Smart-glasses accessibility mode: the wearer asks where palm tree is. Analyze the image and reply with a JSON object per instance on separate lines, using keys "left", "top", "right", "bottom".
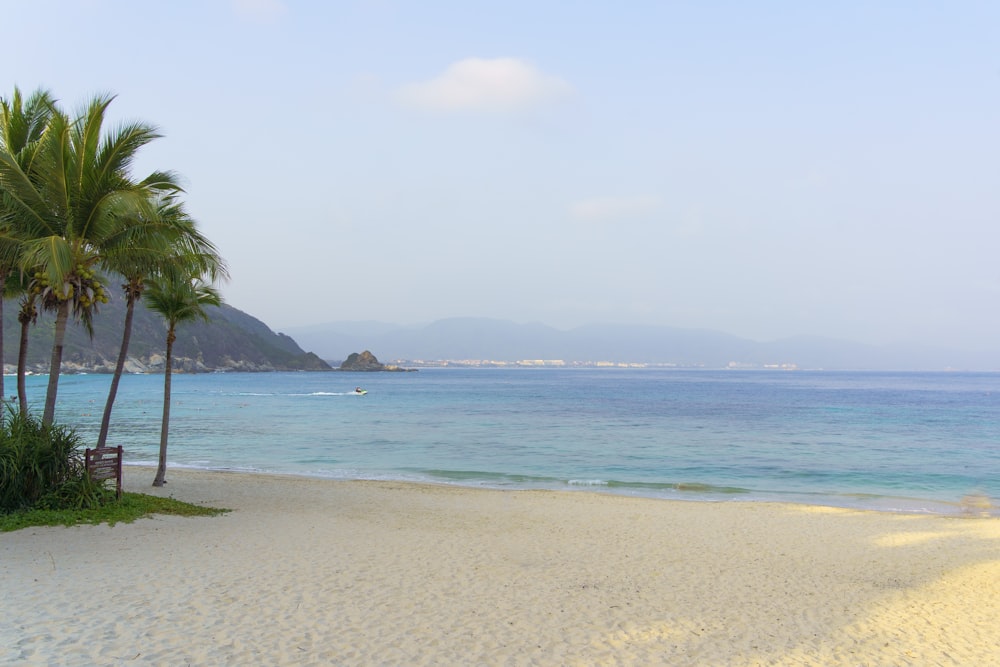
{"left": 95, "top": 192, "right": 227, "bottom": 448}
{"left": 145, "top": 269, "right": 222, "bottom": 487}
{"left": 0, "top": 269, "right": 38, "bottom": 413}
{"left": 0, "top": 87, "right": 55, "bottom": 406}
{"left": 0, "top": 92, "right": 179, "bottom": 424}
{"left": 15, "top": 291, "right": 37, "bottom": 414}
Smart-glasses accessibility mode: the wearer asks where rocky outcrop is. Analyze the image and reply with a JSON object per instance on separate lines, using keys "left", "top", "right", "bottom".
{"left": 338, "top": 351, "right": 415, "bottom": 372}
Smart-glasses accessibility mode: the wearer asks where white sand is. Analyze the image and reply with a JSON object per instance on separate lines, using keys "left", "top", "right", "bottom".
{"left": 2, "top": 467, "right": 998, "bottom": 666}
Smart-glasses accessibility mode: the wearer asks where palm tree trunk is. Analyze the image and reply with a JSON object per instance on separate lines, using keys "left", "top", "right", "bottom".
{"left": 42, "top": 299, "right": 70, "bottom": 426}
{"left": 97, "top": 292, "right": 138, "bottom": 448}
{"left": 0, "top": 275, "right": 6, "bottom": 408}
{"left": 17, "top": 309, "right": 31, "bottom": 414}
{"left": 153, "top": 326, "right": 175, "bottom": 487}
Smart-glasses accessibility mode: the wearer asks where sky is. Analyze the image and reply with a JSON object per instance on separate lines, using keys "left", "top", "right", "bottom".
{"left": 3, "top": 0, "right": 1000, "bottom": 350}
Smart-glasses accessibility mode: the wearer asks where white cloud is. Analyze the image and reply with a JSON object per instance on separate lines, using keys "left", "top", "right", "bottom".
{"left": 570, "top": 196, "right": 661, "bottom": 222}
{"left": 397, "top": 57, "right": 572, "bottom": 113}
{"left": 231, "top": 0, "right": 287, "bottom": 22}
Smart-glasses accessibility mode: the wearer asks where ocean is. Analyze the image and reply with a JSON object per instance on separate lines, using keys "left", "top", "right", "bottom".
{"left": 33, "top": 368, "right": 1000, "bottom": 515}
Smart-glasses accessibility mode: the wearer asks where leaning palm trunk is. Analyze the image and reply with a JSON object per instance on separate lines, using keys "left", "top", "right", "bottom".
{"left": 0, "top": 275, "right": 5, "bottom": 406}
{"left": 16, "top": 303, "right": 33, "bottom": 414}
{"left": 153, "top": 326, "right": 176, "bottom": 487}
{"left": 42, "top": 300, "right": 71, "bottom": 426}
{"left": 97, "top": 288, "right": 140, "bottom": 448}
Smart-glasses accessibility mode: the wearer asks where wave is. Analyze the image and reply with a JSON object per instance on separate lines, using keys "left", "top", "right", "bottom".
{"left": 418, "top": 469, "right": 752, "bottom": 495}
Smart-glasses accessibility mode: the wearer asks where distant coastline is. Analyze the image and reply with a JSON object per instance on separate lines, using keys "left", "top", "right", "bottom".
{"left": 380, "top": 359, "right": 800, "bottom": 370}
{"left": 286, "top": 317, "right": 1000, "bottom": 372}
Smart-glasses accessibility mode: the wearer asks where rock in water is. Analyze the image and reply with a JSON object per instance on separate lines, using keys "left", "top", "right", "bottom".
{"left": 338, "top": 351, "right": 416, "bottom": 372}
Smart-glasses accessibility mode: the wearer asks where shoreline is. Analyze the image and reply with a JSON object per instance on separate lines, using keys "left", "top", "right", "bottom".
{"left": 122, "top": 461, "right": 996, "bottom": 518}
{"left": 3, "top": 466, "right": 999, "bottom": 665}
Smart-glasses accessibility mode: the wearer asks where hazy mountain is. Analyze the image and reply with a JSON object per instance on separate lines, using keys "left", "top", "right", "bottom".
{"left": 282, "top": 317, "right": 1000, "bottom": 371}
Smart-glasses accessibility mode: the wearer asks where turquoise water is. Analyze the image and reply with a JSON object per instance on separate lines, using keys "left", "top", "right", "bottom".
{"left": 32, "top": 368, "right": 1000, "bottom": 515}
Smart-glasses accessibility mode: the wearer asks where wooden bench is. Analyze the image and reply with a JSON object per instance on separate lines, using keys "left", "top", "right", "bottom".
{"left": 85, "top": 446, "right": 123, "bottom": 499}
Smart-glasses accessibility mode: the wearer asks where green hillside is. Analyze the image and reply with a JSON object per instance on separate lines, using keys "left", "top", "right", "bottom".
{"left": 2, "top": 292, "right": 330, "bottom": 373}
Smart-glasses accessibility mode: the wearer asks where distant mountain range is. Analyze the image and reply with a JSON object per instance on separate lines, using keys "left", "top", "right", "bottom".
{"left": 13, "top": 301, "right": 996, "bottom": 374}
{"left": 282, "top": 317, "right": 1000, "bottom": 371}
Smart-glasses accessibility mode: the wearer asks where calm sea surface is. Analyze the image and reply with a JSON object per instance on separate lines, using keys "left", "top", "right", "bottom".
{"left": 32, "top": 369, "right": 1000, "bottom": 515}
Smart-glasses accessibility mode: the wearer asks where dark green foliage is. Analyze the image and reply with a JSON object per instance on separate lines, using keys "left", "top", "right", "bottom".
{"left": 33, "top": 473, "right": 115, "bottom": 510}
{"left": 0, "top": 409, "right": 110, "bottom": 512}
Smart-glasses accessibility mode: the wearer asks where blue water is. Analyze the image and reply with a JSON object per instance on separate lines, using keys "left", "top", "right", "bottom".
{"left": 30, "top": 368, "right": 1000, "bottom": 515}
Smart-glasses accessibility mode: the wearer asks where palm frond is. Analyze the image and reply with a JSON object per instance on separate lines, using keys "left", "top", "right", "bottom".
{"left": 87, "top": 120, "right": 161, "bottom": 206}
{"left": 146, "top": 272, "right": 223, "bottom": 327}
{"left": 1, "top": 87, "right": 55, "bottom": 155}
{"left": 20, "top": 235, "right": 73, "bottom": 285}
{"left": 138, "top": 170, "right": 183, "bottom": 193}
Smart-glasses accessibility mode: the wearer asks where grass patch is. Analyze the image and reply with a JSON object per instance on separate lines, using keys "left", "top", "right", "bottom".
{"left": 0, "top": 492, "right": 228, "bottom": 532}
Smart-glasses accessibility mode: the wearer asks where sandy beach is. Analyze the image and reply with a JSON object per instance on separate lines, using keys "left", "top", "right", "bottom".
{"left": 2, "top": 467, "right": 998, "bottom": 666}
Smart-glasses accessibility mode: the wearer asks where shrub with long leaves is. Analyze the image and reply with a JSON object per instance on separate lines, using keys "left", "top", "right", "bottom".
{"left": 0, "top": 410, "right": 93, "bottom": 512}
{"left": 34, "top": 473, "right": 114, "bottom": 511}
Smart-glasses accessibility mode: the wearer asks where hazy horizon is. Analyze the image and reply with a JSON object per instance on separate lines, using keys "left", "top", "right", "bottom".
{"left": 278, "top": 316, "right": 1000, "bottom": 371}
{"left": 5, "top": 1, "right": 999, "bottom": 352}
{"left": 281, "top": 315, "right": 1000, "bottom": 352}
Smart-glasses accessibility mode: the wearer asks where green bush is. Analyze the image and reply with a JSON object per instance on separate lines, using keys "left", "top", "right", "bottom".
{"left": 0, "top": 410, "right": 109, "bottom": 513}
{"left": 34, "top": 473, "right": 116, "bottom": 510}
